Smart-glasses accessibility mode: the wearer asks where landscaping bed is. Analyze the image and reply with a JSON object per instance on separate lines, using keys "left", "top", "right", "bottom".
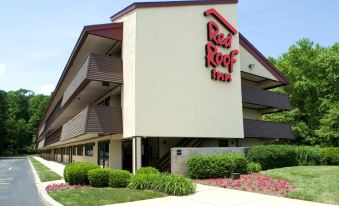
{"left": 29, "top": 156, "right": 62, "bottom": 182}
{"left": 196, "top": 173, "right": 294, "bottom": 197}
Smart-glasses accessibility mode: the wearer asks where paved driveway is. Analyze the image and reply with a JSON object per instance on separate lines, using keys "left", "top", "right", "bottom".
{"left": 0, "top": 158, "right": 42, "bottom": 206}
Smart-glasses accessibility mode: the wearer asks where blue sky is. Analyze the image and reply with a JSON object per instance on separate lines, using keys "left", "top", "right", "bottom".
{"left": 0, "top": 0, "right": 338, "bottom": 94}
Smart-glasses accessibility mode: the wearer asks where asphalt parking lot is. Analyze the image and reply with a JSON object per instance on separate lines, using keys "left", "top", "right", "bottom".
{"left": 0, "top": 157, "right": 42, "bottom": 206}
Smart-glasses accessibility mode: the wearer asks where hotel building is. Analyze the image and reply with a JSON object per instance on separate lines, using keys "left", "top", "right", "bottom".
{"left": 36, "top": 0, "right": 293, "bottom": 173}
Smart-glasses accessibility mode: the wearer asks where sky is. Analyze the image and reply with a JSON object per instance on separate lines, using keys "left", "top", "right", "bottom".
{"left": 0, "top": 0, "right": 338, "bottom": 95}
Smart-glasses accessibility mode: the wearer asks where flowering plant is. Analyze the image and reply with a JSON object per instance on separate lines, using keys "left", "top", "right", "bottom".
{"left": 196, "top": 173, "right": 293, "bottom": 196}
{"left": 45, "top": 183, "right": 87, "bottom": 192}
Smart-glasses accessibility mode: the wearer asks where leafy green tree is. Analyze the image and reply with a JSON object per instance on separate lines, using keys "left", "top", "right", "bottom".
{"left": 316, "top": 101, "right": 339, "bottom": 146}
{"left": 0, "top": 89, "right": 50, "bottom": 155}
{"left": 265, "top": 39, "right": 339, "bottom": 146}
{"left": 0, "top": 90, "right": 8, "bottom": 154}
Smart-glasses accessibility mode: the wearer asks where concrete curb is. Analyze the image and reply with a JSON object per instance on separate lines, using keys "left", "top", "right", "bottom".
{"left": 28, "top": 156, "right": 63, "bottom": 206}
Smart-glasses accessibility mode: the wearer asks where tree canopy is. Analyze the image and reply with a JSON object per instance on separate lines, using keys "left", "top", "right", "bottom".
{"left": 0, "top": 89, "right": 50, "bottom": 155}
{"left": 265, "top": 39, "right": 339, "bottom": 146}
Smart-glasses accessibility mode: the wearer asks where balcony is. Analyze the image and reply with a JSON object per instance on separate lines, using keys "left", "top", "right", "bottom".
{"left": 242, "top": 86, "right": 291, "bottom": 113}
{"left": 243, "top": 119, "right": 293, "bottom": 139}
{"left": 61, "top": 106, "right": 122, "bottom": 141}
{"left": 62, "top": 53, "right": 123, "bottom": 107}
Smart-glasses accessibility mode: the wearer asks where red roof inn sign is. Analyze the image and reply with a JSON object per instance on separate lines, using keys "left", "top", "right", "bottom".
{"left": 204, "top": 8, "right": 239, "bottom": 83}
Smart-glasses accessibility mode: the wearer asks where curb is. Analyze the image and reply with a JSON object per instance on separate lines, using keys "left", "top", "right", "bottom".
{"left": 28, "top": 156, "right": 63, "bottom": 206}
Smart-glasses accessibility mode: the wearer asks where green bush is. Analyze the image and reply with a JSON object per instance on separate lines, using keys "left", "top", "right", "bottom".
{"left": 108, "top": 170, "right": 132, "bottom": 188}
{"left": 64, "top": 162, "right": 100, "bottom": 185}
{"left": 135, "top": 167, "right": 160, "bottom": 175}
{"left": 186, "top": 153, "right": 247, "bottom": 179}
{"left": 88, "top": 168, "right": 110, "bottom": 187}
{"left": 246, "top": 145, "right": 298, "bottom": 170}
{"left": 246, "top": 145, "right": 339, "bottom": 170}
{"left": 128, "top": 173, "right": 195, "bottom": 196}
{"left": 295, "top": 146, "right": 322, "bottom": 165}
{"left": 247, "top": 162, "right": 262, "bottom": 173}
{"left": 321, "top": 147, "right": 339, "bottom": 165}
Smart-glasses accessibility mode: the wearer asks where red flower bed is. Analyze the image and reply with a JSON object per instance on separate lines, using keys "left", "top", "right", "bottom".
{"left": 196, "top": 173, "right": 294, "bottom": 197}
{"left": 46, "top": 183, "right": 87, "bottom": 192}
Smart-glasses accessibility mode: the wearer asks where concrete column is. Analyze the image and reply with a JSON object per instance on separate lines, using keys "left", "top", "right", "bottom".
{"left": 110, "top": 139, "right": 122, "bottom": 169}
{"left": 132, "top": 136, "right": 142, "bottom": 174}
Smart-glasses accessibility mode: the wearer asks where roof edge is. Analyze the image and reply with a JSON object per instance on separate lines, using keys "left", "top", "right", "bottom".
{"left": 239, "top": 33, "right": 289, "bottom": 85}
{"left": 110, "top": 0, "right": 238, "bottom": 21}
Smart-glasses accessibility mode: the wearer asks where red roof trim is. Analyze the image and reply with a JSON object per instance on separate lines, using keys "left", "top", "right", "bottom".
{"left": 36, "top": 23, "right": 123, "bottom": 136}
{"left": 110, "top": 0, "right": 238, "bottom": 21}
{"left": 239, "top": 33, "right": 289, "bottom": 85}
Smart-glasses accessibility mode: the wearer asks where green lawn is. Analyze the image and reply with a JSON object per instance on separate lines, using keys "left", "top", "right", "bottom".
{"left": 49, "top": 187, "right": 165, "bottom": 206}
{"left": 29, "top": 156, "right": 62, "bottom": 182}
{"left": 262, "top": 166, "right": 339, "bottom": 205}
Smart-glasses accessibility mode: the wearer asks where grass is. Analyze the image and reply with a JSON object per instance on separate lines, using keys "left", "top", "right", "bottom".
{"left": 29, "top": 156, "right": 62, "bottom": 182}
{"left": 262, "top": 166, "right": 339, "bottom": 205}
{"left": 49, "top": 187, "right": 165, "bottom": 206}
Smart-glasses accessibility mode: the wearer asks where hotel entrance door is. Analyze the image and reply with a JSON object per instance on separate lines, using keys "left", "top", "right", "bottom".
{"left": 98, "top": 141, "right": 110, "bottom": 168}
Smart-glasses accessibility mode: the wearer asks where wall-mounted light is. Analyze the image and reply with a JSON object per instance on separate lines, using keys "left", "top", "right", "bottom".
{"left": 248, "top": 64, "right": 255, "bottom": 69}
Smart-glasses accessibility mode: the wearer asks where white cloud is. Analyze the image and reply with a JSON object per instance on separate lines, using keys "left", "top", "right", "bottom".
{"left": 37, "top": 84, "right": 55, "bottom": 95}
{"left": 0, "top": 64, "right": 6, "bottom": 77}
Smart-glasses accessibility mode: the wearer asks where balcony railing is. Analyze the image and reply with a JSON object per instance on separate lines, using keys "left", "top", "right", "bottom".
{"left": 61, "top": 106, "right": 122, "bottom": 141}
{"left": 243, "top": 119, "right": 293, "bottom": 139}
{"left": 242, "top": 86, "right": 291, "bottom": 111}
{"left": 61, "top": 53, "right": 123, "bottom": 107}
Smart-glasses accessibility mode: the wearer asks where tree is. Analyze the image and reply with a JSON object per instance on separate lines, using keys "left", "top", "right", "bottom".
{"left": 0, "top": 90, "right": 8, "bottom": 154}
{"left": 0, "top": 89, "right": 50, "bottom": 155}
{"left": 265, "top": 39, "right": 339, "bottom": 146}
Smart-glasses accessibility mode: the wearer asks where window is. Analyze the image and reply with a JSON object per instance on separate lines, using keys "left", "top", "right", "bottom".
{"left": 104, "top": 96, "right": 111, "bottom": 106}
{"left": 77, "top": 145, "right": 84, "bottom": 156}
{"left": 219, "top": 140, "right": 229, "bottom": 147}
{"left": 85, "top": 143, "right": 94, "bottom": 156}
{"left": 72, "top": 146, "right": 76, "bottom": 155}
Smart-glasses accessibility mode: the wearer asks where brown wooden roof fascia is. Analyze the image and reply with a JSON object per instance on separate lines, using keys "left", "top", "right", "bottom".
{"left": 239, "top": 33, "right": 289, "bottom": 85}
{"left": 110, "top": 0, "right": 238, "bottom": 21}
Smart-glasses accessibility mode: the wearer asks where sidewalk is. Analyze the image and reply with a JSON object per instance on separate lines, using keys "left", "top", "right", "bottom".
{"left": 33, "top": 156, "right": 65, "bottom": 177}
{"left": 32, "top": 158, "right": 335, "bottom": 206}
{"left": 110, "top": 184, "right": 334, "bottom": 206}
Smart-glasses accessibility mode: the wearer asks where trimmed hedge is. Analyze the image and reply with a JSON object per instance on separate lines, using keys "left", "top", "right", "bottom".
{"left": 186, "top": 153, "right": 247, "bottom": 179}
{"left": 88, "top": 168, "right": 110, "bottom": 187}
{"left": 64, "top": 162, "right": 100, "bottom": 185}
{"left": 321, "top": 147, "right": 339, "bottom": 165}
{"left": 135, "top": 167, "right": 160, "bottom": 175}
{"left": 246, "top": 145, "right": 339, "bottom": 170}
{"left": 128, "top": 173, "right": 195, "bottom": 196}
{"left": 108, "top": 170, "right": 132, "bottom": 188}
{"left": 246, "top": 145, "right": 298, "bottom": 170}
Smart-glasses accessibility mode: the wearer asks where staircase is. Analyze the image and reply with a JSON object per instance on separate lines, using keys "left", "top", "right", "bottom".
{"left": 159, "top": 138, "right": 204, "bottom": 172}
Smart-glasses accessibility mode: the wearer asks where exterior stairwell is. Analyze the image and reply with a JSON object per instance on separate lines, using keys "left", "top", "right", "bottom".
{"left": 159, "top": 138, "right": 204, "bottom": 172}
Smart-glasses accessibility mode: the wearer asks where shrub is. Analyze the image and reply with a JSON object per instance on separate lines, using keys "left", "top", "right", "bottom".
{"left": 135, "top": 167, "right": 160, "bottom": 175}
{"left": 321, "top": 147, "right": 339, "bottom": 165}
{"left": 108, "top": 170, "right": 132, "bottom": 188}
{"left": 186, "top": 153, "right": 247, "bottom": 179}
{"left": 295, "top": 146, "right": 322, "bottom": 165}
{"left": 247, "top": 162, "right": 262, "bottom": 173}
{"left": 128, "top": 173, "right": 195, "bottom": 196}
{"left": 88, "top": 168, "right": 110, "bottom": 187}
{"left": 63, "top": 162, "right": 99, "bottom": 185}
{"left": 246, "top": 145, "right": 298, "bottom": 170}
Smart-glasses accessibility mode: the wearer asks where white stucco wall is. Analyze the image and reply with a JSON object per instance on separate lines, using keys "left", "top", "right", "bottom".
{"left": 113, "top": 11, "right": 137, "bottom": 138}
{"left": 242, "top": 108, "right": 262, "bottom": 120}
{"left": 240, "top": 45, "right": 278, "bottom": 81}
{"left": 115, "top": 3, "right": 244, "bottom": 138}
